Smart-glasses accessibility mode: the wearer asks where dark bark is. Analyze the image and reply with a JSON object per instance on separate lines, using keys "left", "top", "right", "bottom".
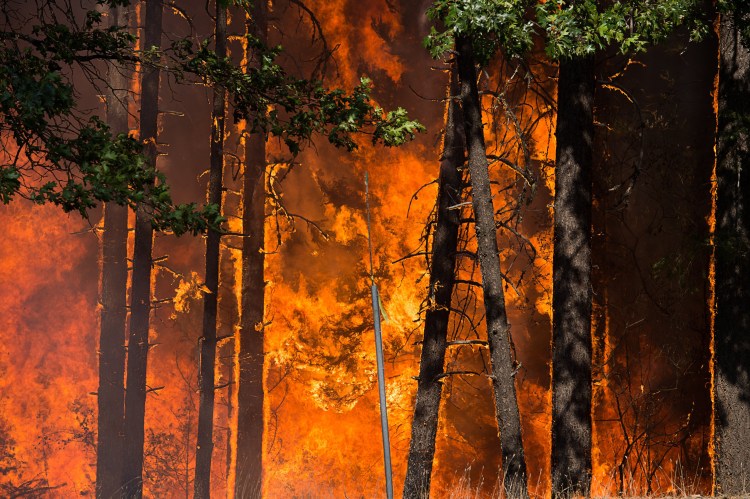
{"left": 235, "top": 3, "right": 268, "bottom": 496}
{"left": 96, "top": 3, "right": 129, "bottom": 497}
{"left": 121, "top": 1, "right": 162, "bottom": 496}
{"left": 193, "top": 3, "right": 226, "bottom": 498}
{"left": 714, "top": 13, "right": 750, "bottom": 495}
{"left": 455, "top": 35, "right": 528, "bottom": 497}
{"left": 402, "top": 68, "right": 465, "bottom": 499}
{"left": 550, "top": 54, "right": 595, "bottom": 497}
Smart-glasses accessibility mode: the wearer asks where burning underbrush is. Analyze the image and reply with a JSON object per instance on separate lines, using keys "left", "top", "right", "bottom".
{"left": 0, "top": 0, "right": 722, "bottom": 497}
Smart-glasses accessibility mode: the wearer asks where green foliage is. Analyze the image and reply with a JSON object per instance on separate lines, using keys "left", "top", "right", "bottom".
{"left": 374, "top": 107, "right": 426, "bottom": 147}
{"left": 2, "top": 0, "right": 422, "bottom": 234}
{"left": 425, "top": 0, "right": 535, "bottom": 64}
{"left": 537, "top": 0, "right": 706, "bottom": 59}
{"left": 0, "top": 13, "right": 219, "bottom": 235}
{"left": 0, "top": 167, "right": 20, "bottom": 204}
{"left": 426, "top": 0, "right": 706, "bottom": 63}
{"left": 173, "top": 36, "right": 424, "bottom": 155}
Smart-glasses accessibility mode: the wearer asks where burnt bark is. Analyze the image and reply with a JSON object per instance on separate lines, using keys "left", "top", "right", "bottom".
{"left": 121, "top": 0, "right": 162, "bottom": 496}
{"left": 235, "top": 3, "right": 268, "bottom": 495}
{"left": 714, "top": 13, "right": 750, "bottom": 495}
{"left": 455, "top": 35, "right": 528, "bottom": 497}
{"left": 193, "top": 3, "right": 227, "bottom": 497}
{"left": 550, "top": 54, "right": 595, "bottom": 497}
{"left": 402, "top": 68, "right": 465, "bottom": 498}
{"left": 96, "top": 3, "right": 129, "bottom": 497}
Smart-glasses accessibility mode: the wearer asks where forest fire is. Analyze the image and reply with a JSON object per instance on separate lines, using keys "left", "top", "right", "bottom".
{"left": 1, "top": 0, "right": 748, "bottom": 498}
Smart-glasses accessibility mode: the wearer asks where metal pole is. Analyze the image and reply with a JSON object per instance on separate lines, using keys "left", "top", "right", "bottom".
{"left": 365, "top": 172, "right": 394, "bottom": 499}
{"left": 371, "top": 285, "right": 393, "bottom": 499}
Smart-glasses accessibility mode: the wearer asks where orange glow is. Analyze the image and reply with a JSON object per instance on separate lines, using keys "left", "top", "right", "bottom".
{"left": 0, "top": 202, "right": 99, "bottom": 493}
{"left": 304, "top": 0, "right": 405, "bottom": 85}
{"left": 0, "top": 2, "right": 716, "bottom": 498}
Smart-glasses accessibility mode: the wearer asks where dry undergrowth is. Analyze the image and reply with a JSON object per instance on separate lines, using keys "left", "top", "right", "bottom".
{"left": 438, "top": 464, "right": 738, "bottom": 499}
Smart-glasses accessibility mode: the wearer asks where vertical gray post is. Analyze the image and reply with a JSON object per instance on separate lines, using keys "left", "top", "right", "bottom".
{"left": 365, "top": 173, "right": 394, "bottom": 499}
{"left": 371, "top": 285, "right": 393, "bottom": 499}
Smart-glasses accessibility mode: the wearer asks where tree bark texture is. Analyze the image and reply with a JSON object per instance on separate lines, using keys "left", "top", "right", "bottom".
{"left": 455, "top": 35, "right": 528, "bottom": 498}
{"left": 96, "top": 3, "right": 129, "bottom": 497}
{"left": 121, "top": 1, "right": 162, "bottom": 496}
{"left": 714, "top": 13, "right": 750, "bottom": 496}
{"left": 550, "top": 54, "right": 595, "bottom": 498}
{"left": 402, "top": 67, "right": 465, "bottom": 499}
{"left": 235, "top": 3, "right": 268, "bottom": 496}
{"left": 194, "top": 3, "right": 227, "bottom": 498}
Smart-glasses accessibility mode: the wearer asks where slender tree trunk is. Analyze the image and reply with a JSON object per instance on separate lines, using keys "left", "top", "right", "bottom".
{"left": 122, "top": 0, "right": 163, "bottom": 496}
{"left": 550, "top": 53, "right": 595, "bottom": 497}
{"left": 714, "top": 13, "right": 750, "bottom": 495}
{"left": 194, "top": 3, "right": 227, "bottom": 497}
{"left": 235, "top": 3, "right": 268, "bottom": 495}
{"left": 455, "top": 35, "right": 528, "bottom": 497}
{"left": 402, "top": 68, "right": 465, "bottom": 499}
{"left": 96, "top": 4, "right": 129, "bottom": 496}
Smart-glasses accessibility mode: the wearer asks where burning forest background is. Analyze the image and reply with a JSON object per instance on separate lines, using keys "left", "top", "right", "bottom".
{"left": 1, "top": 0, "right": 749, "bottom": 498}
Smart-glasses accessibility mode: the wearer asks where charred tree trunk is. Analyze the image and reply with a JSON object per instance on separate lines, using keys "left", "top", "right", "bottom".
{"left": 402, "top": 68, "right": 465, "bottom": 498}
{"left": 550, "top": 54, "right": 595, "bottom": 497}
{"left": 96, "top": 3, "right": 129, "bottom": 497}
{"left": 455, "top": 35, "right": 528, "bottom": 497}
{"left": 714, "top": 13, "right": 750, "bottom": 495}
{"left": 121, "top": 0, "right": 162, "bottom": 496}
{"left": 235, "top": 3, "right": 268, "bottom": 495}
{"left": 194, "top": 3, "right": 227, "bottom": 498}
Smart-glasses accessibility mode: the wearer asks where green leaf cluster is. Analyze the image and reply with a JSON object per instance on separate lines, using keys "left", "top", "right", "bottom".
{"left": 3, "top": 1, "right": 422, "bottom": 234}
{"left": 1, "top": 7, "right": 219, "bottom": 235}
{"left": 426, "top": 0, "right": 706, "bottom": 63}
{"left": 425, "top": 0, "right": 535, "bottom": 64}
{"left": 537, "top": 0, "right": 705, "bottom": 59}
{"left": 173, "top": 36, "right": 424, "bottom": 155}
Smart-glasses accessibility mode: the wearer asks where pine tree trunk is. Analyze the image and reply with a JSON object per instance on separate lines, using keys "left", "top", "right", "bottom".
{"left": 455, "top": 35, "right": 528, "bottom": 497}
{"left": 714, "top": 13, "right": 750, "bottom": 495}
{"left": 96, "top": 4, "right": 129, "bottom": 496}
{"left": 550, "top": 53, "right": 595, "bottom": 497}
{"left": 402, "top": 68, "right": 465, "bottom": 499}
{"left": 194, "top": 3, "right": 227, "bottom": 497}
{"left": 121, "top": 0, "right": 162, "bottom": 496}
{"left": 235, "top": 3, "right": 268, "bottom": 495}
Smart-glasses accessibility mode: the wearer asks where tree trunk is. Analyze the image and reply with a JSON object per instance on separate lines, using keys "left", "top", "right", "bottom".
{"left": 455, "top": 35, "right": 528, "bottom": 497}
{"left": 235, "top": 3, "right": 268, "bottom": 496}
{"left": 550, "top": 53, "right": 595, "bottom": 497}
{"left": 194, "top": 3, "right": 227, "bottom": 497}
{"left": 121, "top": 0, "right": 162, "bottom": 496}
{"left": 402, "top": 67, "right": 465, "bottom": 499}
{"left": 96, "top": 3, "right": 129, "bottom": 497}
{"left": 714, "top": 12, "right": 750, "bottom": 495}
